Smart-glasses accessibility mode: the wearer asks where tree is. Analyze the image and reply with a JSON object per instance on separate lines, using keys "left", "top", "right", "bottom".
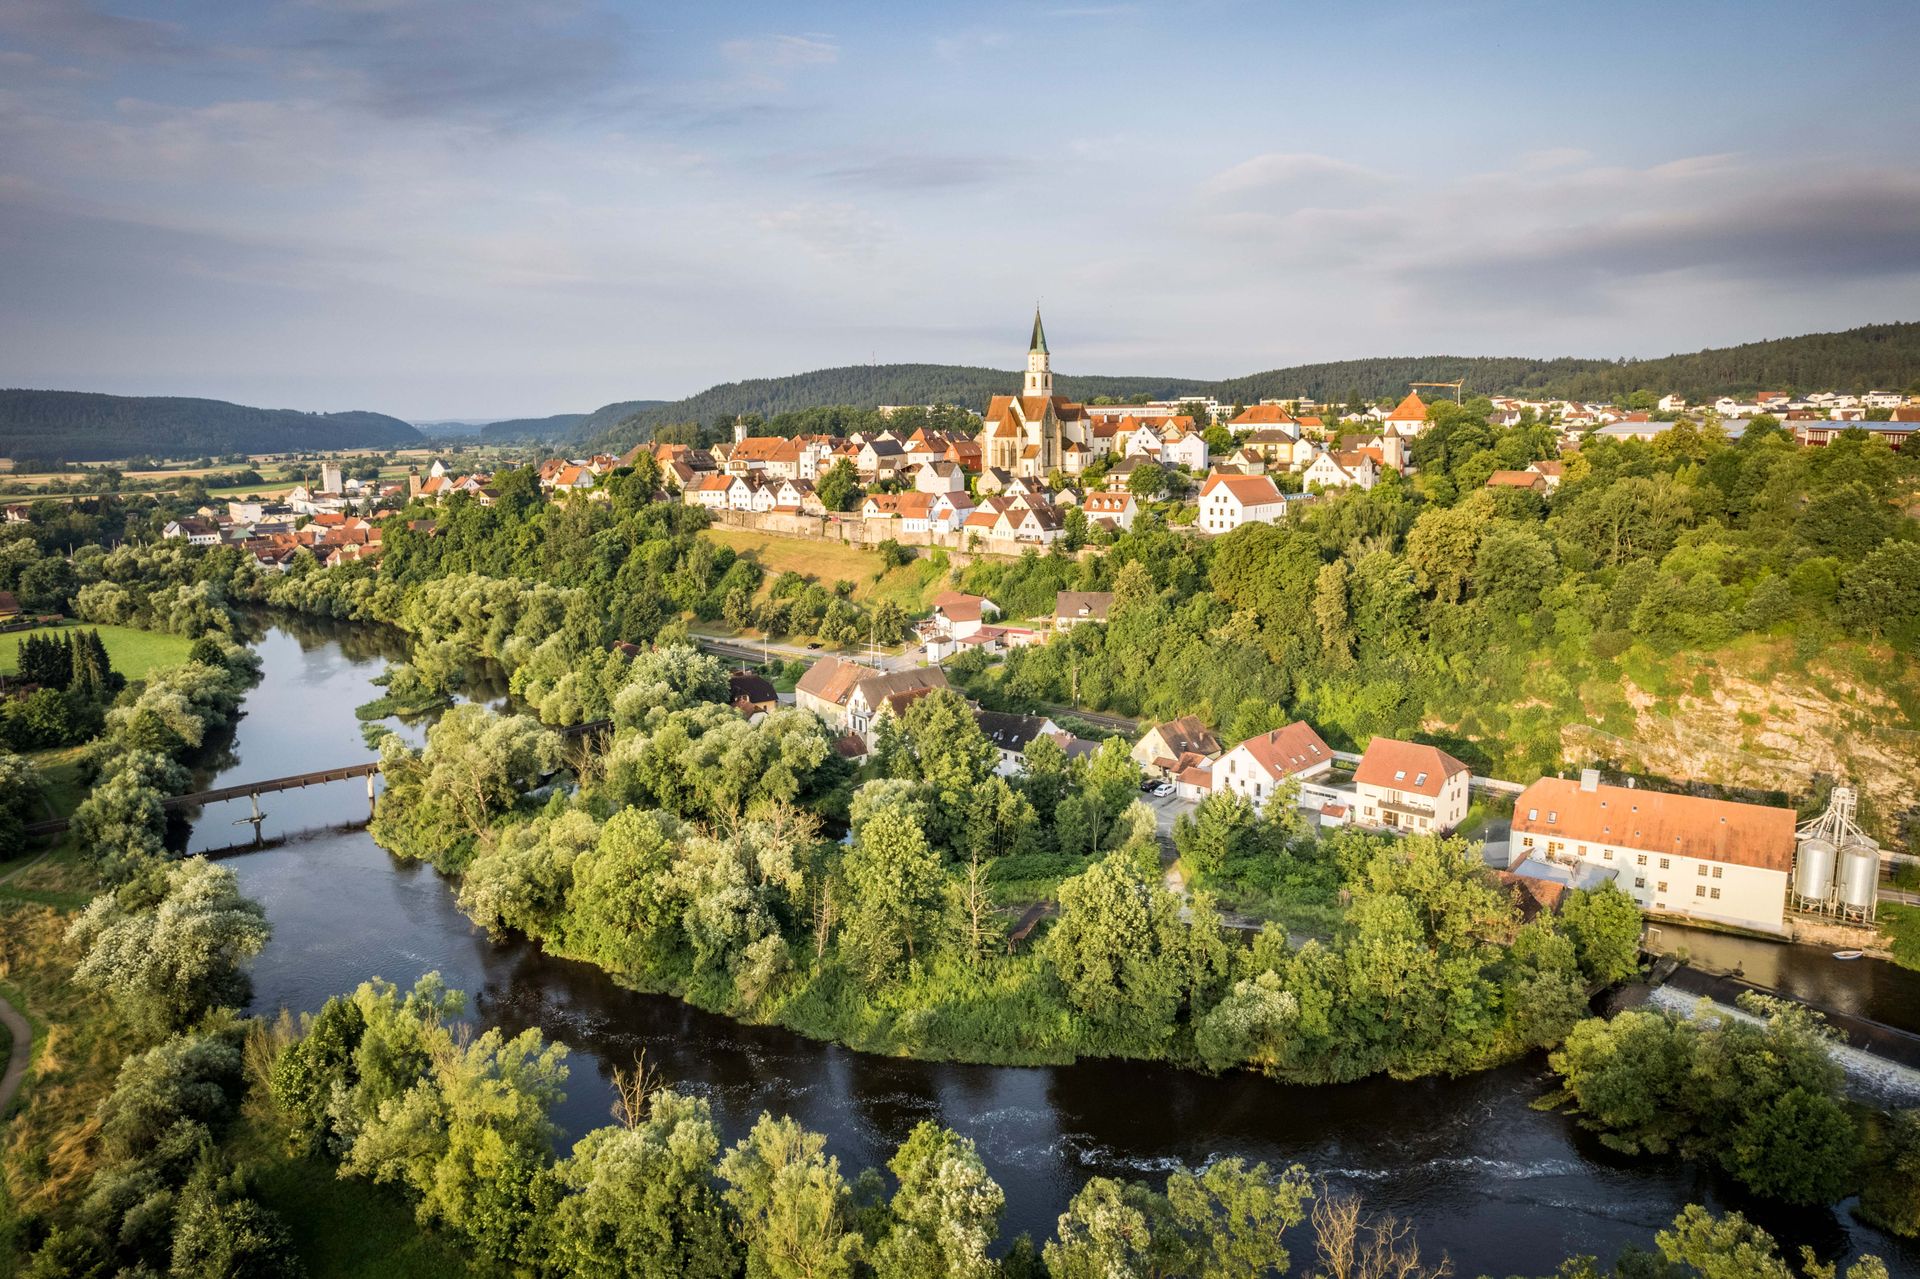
{"left": 1652, "top": 1205, "right": 1792, "bottom": 1279}
{"left": 870, "top": 1123, "right": 1004, "bottom": 1279}
{"left": 817, "top": 459, "right": 863, "bottom": 512}
{"left": 67, "top": 858, "right": 272, "bottom": 1034}
{"left": 1559, "top": 883, "right": 1642, "bottom": 985}
{"left": 547, "top": 1089, "right": 739, "bottom": 1279}
{"left": 1128, "top": 462, "right": 1169, "bottom": 501}
{"left": 719, "top": 1115, "right": 861, "bottom": 1279}
{"left": 839, "top": 803, "right": 944, "bottom": 985}
{"left": 0, "top": 749, "right": 43, "bottom": 849}
{"left": 1163, "top": 1159, "right": 1312, "bottom": 1278}
{"left": 1043, "top": 1177, "right": 1166, "bottom": 1279}
{"left": 1043, "top": 852, "right": 1188, "bottom": 1046}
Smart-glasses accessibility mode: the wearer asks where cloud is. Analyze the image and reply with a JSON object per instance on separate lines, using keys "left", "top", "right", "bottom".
{"left": 719, "top": 33, "right": 838, "bottom": 68}
{"left": 1203, "top": 152, "right": 1388, "bottom": 200}
{"left": 933, "top": 29, "right": 1010, "bottom": 62}
{"left": 1405, "top": 178, "right": 1920, "bottom": 302}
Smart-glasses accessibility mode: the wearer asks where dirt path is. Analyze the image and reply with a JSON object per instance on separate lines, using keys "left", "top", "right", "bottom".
{"left": 0, "top": 992, "right": 30, "bottom": 1119}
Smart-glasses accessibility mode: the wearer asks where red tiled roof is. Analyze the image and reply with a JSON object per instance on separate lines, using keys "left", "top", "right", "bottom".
{"left": 1200, "top": 473, "right": 1282, "bottom": 504}
{"left": 1510, "top": 777, "right": 1795, "bottom": 873}
{"left": 1354, "top": 738, "right": 1467, "bottom": 797}
{"left": 1235, "top": 722, "right": 1332, "bottom": 781}
{"left": 1385, "top": 391, "right": 1428, "bottom": 422}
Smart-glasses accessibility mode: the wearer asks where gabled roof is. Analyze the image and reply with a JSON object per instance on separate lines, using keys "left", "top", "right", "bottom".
{"left": 796, "top": 656, "right": 871, "bottom": 706}
{"left": 1148, "top": 715, "right": 1221, "bottom": 759}
{"left": 1232, "top": 722, "right": 1332, "bottom": 781}
{"left": 1200, "top": 473, "right": 1283, "bottom": 505}
{"left": 931, "top": 591, "right": 992, "bottom": 623}
{"left": 1385, "top": 391, "right": 1429, "bottom": 423}
{"left": 974, "top": 709, "right": 1054, "bottom": 752}
{"left": 1231, "top": 405, "right": 1297, "bottom": 426}
{"left": 1054, "top": 590, "right": 1113, "bottom": 621}
{"left": 1485, "top": 470, "right": 1546, "bottom": 489}
{"left": 1354, "top": 738, "right": 1468, "bottom": 797}
{"left": 728, "top": 670, "right": 779, "bottom": 707}
{"left": 1510, "top": 777, "right": 1795, "bottom": 873}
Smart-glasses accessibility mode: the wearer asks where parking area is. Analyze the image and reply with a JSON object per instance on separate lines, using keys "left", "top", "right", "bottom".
{"left": 1140, "top": 786, "right": 1198, "bottom": 837}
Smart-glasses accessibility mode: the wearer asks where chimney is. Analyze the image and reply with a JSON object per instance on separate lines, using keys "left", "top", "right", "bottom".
{"left": 1580, "top": 768, "right": 1600, "bottom": 793}
{"left": 1626, "top": 777, "right": 1636, "bottom": 789}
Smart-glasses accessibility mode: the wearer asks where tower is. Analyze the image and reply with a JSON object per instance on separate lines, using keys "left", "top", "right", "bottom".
{"left": 1023, "top": 307, "right": 1052, "bottom": 398}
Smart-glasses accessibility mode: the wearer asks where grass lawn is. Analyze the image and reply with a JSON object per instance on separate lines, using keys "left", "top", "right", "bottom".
{"left": 703, "top": 527, "right": 951, "bottom": 611}
{"left": 24, "top": 744, "right": 88, "bottom": 820}
{"left": 0, "top": 621, "right": 194, "bottom": 681}
{"left": 1882, "top": 903, "right": 1920, "bottom": 972}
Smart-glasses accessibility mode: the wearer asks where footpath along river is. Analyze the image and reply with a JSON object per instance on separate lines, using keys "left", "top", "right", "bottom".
{"left": 185, "top": 617, "right": 1915, "bottom": 1275}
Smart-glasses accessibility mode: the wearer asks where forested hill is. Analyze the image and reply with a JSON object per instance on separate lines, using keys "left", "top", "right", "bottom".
{"left": 581, "top": 363, "right": 1206, "bottom": 448}
{"left": 0, "top": 389, "right": 422, "bottom": 463}
{"left": 582, "top": 322, "right": 1919, "bottom": 449}
{"left": 1216, "top": 321, "right": 1920, "bottom": 405}
{"left": 474, "top": 412, "right": 594, "bottom": 443}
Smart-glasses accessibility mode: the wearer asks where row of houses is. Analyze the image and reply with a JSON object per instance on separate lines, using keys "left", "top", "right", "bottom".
{"left": 1121, "top": 707, "right": 1797, "bottom": 933}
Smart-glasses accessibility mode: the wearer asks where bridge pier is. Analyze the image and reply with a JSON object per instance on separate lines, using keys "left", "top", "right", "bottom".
{"left": 232, "top": 790, "right": 267, "bottom": 848}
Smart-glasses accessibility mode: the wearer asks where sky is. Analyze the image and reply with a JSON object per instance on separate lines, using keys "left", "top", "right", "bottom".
{"left": 2, "top": 0, "right": 1918, "bottom": 420}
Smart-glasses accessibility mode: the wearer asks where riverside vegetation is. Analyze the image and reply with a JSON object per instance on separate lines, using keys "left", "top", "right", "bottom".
{"left": 2, "top": 400, "right": 1918, "bottom": 1273}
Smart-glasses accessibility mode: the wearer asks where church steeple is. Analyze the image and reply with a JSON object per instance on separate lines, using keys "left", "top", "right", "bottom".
{"left": 1023, "top": 306, "right": 1052, "bottom": 397}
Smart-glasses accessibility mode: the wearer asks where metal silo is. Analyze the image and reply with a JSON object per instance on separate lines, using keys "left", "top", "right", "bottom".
{"left": 1793, "top": 837, "right": 1837, "bottom": 906}
{"left": 1835, "top": 839, "right": 1879, "bottom": 918}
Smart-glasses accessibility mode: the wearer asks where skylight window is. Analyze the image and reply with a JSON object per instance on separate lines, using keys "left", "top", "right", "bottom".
{"left": 1414, "top": 772, "right": 1428, "bottom": 786}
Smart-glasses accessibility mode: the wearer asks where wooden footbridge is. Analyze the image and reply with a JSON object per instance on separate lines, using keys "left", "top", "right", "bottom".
{"left": 21, "top": 718, "right": 612, "bottom": 841}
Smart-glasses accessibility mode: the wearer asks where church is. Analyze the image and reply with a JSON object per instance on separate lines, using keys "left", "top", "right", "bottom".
{"left": 978, "top": 310, "right": 1093, "bottom": 477}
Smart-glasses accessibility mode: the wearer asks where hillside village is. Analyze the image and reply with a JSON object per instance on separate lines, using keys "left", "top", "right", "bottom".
{"left": 151, "top": 310, "right": 1920, "bottom": 573}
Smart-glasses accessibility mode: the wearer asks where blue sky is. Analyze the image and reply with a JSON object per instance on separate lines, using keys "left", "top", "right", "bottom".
{"left": 2, "top": 0, "right": 1917, "bottom": 418}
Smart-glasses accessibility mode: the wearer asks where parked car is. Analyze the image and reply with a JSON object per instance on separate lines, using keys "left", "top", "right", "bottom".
{"left": 1152, "top": 782, "right": 1175, "bottom": 797}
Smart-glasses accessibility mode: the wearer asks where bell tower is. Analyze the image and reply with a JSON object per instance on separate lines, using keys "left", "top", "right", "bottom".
{"left": 1023, "top": 306, "right": 1052, "bottom": 398}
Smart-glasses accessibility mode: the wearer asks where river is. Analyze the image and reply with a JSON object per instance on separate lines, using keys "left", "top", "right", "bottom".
{"left": 190, "top": 619, "right": 1916, "bottom": 1276}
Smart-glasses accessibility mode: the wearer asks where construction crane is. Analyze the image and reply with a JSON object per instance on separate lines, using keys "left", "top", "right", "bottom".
{"left": 1409, "top": 380, "right": 1465, "bottom": 402}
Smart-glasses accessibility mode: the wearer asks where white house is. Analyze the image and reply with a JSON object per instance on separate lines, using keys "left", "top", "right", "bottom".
{"left": 1081, "top": 491, "right": 1137, "bottom": 531}
{"left": 1300, "top": 450, "right": 1379, "bottom": 491}
{"left": 1198, "top": 473, "right": 1286, "bottom": 533}
{"left": 1657, "top": 394, "right": 1688, "bottom": 413}
{"left": 1381, "top": 391, "right": 1430, "bottom": 438}
{"left": 1509, "top": 773, "right": 1794, "bottom": 934}
{"left": 973, "top": 710, "right": 1061, "bottom": 777}
{"left": 1160, "top": 430, "right": 1210, "bottom": 471}
{"left": 1215, "top": 722, "right": 1334, "bottom": 812}
{"left": 684, "top": 475, "right": 735, "bottom": 510}
{"left": 1352, "top": 738, "right": 1471, "bottom": 835}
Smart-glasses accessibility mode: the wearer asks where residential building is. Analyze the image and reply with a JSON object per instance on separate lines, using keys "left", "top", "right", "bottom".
{"left": 1131, "top": 715, "right": 1223, "bottom": 779}
{"left": 973, "top": 710, "right": 1061, "bottom": 776}
{"left": 1509, "top": 772, "right": 1794, "bottom": 934}
{"left": 1382, "top": 391, "right": 1430, "bottom": 438}
{"left": 1485, "top": 470, "right": 1548, "bottom": 493}
{"left": 1527, "top": 460, "right": 1566, "bottom": 489}
{"left": 1081, "top": 490, "right": 1137, "bottom": 531}
{"left": 728, "top": 671, "right": 780, "bottom": 721}
{"left": 1299, "top": 450, "right": 1379, "bottom": 491}
{"left": 162, "top": 518, "right": 222, "bottom": 546}
{"left": 1198, "top": 473, "right": 1285, "bottom": 533}
{"left": 1352, "top": 738, "right": 1470, "bottom": 834}
{"left": 794, "top": 658, "right": 950, "bottom": 736}
{"left": 1054, "top": 591, "right": 1113, "bottom": 630}
{"left": 1215, "top": 722, "right": 1335, "bottom": 811}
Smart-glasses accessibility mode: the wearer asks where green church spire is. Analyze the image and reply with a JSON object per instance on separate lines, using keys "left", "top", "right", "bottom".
{"left": 1029, "top": 306, "right": 1048, "bottom": 355}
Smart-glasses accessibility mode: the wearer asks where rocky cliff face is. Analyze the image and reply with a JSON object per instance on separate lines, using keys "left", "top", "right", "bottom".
{"left": 1559, "top": 639, "right": 1919, "bottom": 849}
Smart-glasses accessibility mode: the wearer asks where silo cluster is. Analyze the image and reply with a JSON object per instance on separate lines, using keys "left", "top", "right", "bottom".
{"left": 1791, "top": 786, "right": 1879, "bottom": 922}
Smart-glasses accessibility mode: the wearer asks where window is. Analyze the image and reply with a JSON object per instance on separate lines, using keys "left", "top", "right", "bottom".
{"left": 1710, "top": 888, "right": 1721, "bottom": 900}
{"left": 1522, "top": 836, "right": 1535, "bottom": 849}
{"left": 1657, "top": 881, "right": 1668, "bottom": 893}
{"left": 1603, "top": 849, "right": 1614, "bottom": 860}
{"left": 1394, "top": 769, "right": 1406, "bottom": 781}
{"left": 1527, "top": 808, "right": 1538, "bottom": 821}
{"left": 1547, "top": 811, "right": 1558, "bottom": 823}
{"left": 1414, "top": 772, "right": 1428, "bottom": 787}
{"left": 1712, "top": 866, "right": 1723, "bottom": 878}
{"left": 1695, "top": 885, "right": 1706, "bottom": 898}
{"left": 1634, "top": 877, "right": 1646, "bottom": 889}
{"left": 1636, "top": 854, "right": 1648, "bottom": 866}
{"left": 1659, "top": 858, "right": 1670, "bottom": 869}
{"left": 1698, "top": 864, "right": 1708, "bottom": 876}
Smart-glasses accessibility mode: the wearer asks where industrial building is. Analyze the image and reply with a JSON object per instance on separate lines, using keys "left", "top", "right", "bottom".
{"left": 1509, "top": 772, "right": 1796, "bottom": 934}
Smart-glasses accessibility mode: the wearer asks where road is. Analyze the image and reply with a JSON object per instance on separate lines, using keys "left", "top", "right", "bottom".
{"left": 0, "top": 993, "right": 28, "bottom": 1120}
{"left": 692, "top": 634, "right": 921, "bottom": 673}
